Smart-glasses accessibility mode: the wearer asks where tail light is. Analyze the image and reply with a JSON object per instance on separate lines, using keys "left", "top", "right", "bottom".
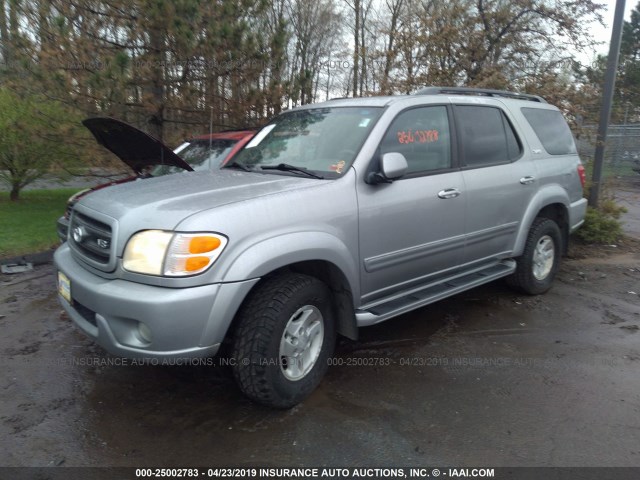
{"left": 577, "top": 164, "right": 586, "bottom": 189}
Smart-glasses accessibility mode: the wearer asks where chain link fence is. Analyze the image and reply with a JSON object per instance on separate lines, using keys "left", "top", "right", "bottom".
{"left": 576, "top": 124, "right": 640, "bottom": 189}
{"left": 576, "top": 123, "right": 640, "bottom": 239}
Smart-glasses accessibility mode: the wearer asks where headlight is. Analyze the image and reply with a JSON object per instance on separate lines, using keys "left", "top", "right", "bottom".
{"left": 123, "top": 230, "right": 173, "bottom": 275}
{"left": 123, "top": 230, "right": 227, "bottom": 276}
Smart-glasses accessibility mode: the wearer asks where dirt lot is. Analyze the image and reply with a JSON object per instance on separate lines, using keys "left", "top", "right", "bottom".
{"left": 1, "top": 186, "right": 640, "bottom": 469}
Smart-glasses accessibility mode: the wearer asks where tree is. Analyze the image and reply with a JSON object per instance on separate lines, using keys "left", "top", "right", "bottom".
{"left": 287, "top": 0, "right": 342, "bottom": 105}
{"left": 344, "top": 0, "right": 374, "bottom": 97}
{"left": 622, "top": 1, "right": 640, "bottom": 61}
{"left": 377, "top": 0, "right": 404, "bottom": 94}
{"left": 0, "top": 0, "right": 10, "bottom": 67}
{"left": 375, "top": 0, "right": 604, "bottom": 93}
{"left": 0, "top": 0, "right": 24, "bottom": 78}
{"left": 576, "top": 2, "right": 640, "bottom": 126}
{"left": 0, "top": 0, "right": 607, "bottom": 161}
{"left": 0, "top": 88, "right": 82, "bottom": 201}
{"left": 620, "top": 1, "right": 640, "bottom": 118}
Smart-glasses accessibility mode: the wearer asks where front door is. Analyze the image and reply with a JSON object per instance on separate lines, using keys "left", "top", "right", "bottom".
{"left": 357, "top": 105, "right": 466, "bottom": 304}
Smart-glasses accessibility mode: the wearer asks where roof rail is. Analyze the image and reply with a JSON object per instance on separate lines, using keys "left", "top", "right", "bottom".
{"left": 414, "top": 86, "right": 547, "bottom": 103}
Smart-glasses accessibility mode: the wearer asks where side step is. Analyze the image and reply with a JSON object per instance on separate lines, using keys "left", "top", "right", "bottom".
{"left": 355, "top": 260, "right": 516, "bottom": 326}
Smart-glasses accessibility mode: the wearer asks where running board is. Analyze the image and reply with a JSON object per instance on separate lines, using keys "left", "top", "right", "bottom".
{"left": 355, "top": 260, "right": 516, "bottom": 326}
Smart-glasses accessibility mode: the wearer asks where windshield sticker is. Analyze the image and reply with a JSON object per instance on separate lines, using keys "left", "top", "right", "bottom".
{"left": 245, "top": 124, "right": 276, "bottom": 148}
{"left": 329, "top": 160, "right": 346, "bottom": 174}
{"left": 397, "top": 129, "right": 439, "bottom": 144}
{"left": 359, "top": 118, "right": 371, "bottom": 128}
{"left": 173, "top": 142, "right": 190, "bottom": 154}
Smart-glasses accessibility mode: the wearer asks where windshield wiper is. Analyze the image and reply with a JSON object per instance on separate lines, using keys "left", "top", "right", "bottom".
{"left": 224, "top": 160, "right": 253, "bottom": 172}
{"left": 260, "top": 163, "right": 324, "bottom": 179}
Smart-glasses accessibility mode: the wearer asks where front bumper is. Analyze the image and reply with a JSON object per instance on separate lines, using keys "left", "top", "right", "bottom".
{"left": 54, "top": 244, "right": 258, "bottom": 359}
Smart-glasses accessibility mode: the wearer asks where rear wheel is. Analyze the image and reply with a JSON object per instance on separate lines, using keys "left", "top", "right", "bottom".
{"left": 507, "top": 217, "right": 562, "bottom": 295}
{"left": 231, "top": 273, "right": 335, "bottom": 408}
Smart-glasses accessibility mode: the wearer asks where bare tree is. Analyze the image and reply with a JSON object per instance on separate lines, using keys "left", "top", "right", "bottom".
{"left": 0, "top": 0, "right": 605, "bottom": 172}
{"left": 377, "top": 0, "right": 404, "bottom": 94}
{"left": 287, "top": 0, "right": 342, "bottom": 105}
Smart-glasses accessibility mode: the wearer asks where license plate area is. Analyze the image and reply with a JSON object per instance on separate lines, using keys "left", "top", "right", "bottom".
{"left": 58, "top": 271, "right": 71, "bottom": 303}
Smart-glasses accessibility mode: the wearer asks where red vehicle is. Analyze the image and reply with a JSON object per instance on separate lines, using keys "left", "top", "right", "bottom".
{"left": 56, "top": 118, "right": 255, "bottom": 241}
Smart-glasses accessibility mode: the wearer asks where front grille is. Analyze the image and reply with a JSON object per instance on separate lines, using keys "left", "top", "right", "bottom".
{"left": 69, "top": 211, "right": 113, "bottom": 266}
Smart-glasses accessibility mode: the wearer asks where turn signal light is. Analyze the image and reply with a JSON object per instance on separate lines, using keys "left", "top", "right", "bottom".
{"left": 185, "top": 256, "right": 210, "bottom": 272}
{"left": 189, "top": 236, "right": 222, "bottom": 254}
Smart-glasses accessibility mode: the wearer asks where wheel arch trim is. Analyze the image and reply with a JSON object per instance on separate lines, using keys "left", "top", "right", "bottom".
{"left": 513, "top": 186, "right": 570, "bottom": 257}
{"left": 218, "top": 232, "right": 360, "bottom": 341}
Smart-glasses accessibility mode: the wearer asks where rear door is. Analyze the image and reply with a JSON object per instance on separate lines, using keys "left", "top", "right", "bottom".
{"left": 453, "top": 103, "right": 537, "bottom": 267}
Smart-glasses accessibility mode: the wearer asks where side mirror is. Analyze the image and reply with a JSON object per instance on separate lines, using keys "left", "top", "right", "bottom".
{"left": 367, "top": 152, "right": 408, "bottom": 184}
{"left": 381, "top": 152, "right": 408, "bottom": 179}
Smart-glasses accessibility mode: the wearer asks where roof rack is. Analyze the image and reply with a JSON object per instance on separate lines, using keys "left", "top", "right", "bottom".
{"left": 414, "top": 86, "right": 547, "bottom": 103}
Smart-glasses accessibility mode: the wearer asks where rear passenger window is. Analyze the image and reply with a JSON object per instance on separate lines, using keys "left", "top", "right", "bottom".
{"left": 380, "top": 106, "right": 451, "bottom": 174}
{"left": 521, "top": 107, "right": 577, "bottom": 155}
{"left": 455, "top": 105, "right": 522, "bottom": 167}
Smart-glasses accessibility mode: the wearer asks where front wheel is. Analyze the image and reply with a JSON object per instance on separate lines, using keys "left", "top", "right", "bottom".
{"left": 507, "top": 218, "right": 562, "bottom": 295}
{"left": 231, "top": 273, "right": 335, "bottom": 408}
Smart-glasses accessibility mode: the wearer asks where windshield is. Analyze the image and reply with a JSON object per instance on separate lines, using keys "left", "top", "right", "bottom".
{"left": 230, "top": 107, "right": 383, "bottom": 177}
{"left": 151, "top": 139, "right": 236, "bottom": 176}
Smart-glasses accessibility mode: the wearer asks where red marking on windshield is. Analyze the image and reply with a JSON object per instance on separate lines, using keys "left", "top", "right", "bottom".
{"left": 329, "top": 160, "right": 346, "bottom": 174}
{"left": 397, "top": 129, "right": 439, "bottom": 144}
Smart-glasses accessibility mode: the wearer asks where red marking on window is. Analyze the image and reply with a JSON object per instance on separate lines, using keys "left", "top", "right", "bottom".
{"left": 397, "top": 130, "right": 415, "bottom": 144}
{"left": 397, "top": 129, "right": 439, "bottom": 144}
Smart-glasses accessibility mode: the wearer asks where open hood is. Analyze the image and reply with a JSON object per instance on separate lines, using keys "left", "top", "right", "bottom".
{"left": 82, "top": 117, "right": 194, "bottom": 174}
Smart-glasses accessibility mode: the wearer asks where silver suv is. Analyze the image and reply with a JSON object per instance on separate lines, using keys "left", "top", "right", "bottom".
{"left": 54, "top": 87, "right": 587, "bottom": 408}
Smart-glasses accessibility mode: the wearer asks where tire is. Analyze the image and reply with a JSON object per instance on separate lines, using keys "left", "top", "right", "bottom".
{"left": 507, "top": 217, "right": 562, "bottom": 295}
{"left": 231, "top": 273, "right": 335, "bottom": 408}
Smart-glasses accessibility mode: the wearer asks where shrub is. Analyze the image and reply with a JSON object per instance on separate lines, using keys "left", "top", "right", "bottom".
{"left": 576, "top": 199, "right": 627, "bottom": 244}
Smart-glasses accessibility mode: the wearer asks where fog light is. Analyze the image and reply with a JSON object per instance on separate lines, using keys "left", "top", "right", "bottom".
{"left": 137, "top": 322, "right": 152, "bottom": 343}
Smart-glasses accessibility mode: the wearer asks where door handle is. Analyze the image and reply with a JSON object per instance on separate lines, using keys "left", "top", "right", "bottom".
{"left": 438, "top": 188, "right": 461, "bottom": 199}
{"left": 520, "top": 176, "right": 536, "bottom": 185}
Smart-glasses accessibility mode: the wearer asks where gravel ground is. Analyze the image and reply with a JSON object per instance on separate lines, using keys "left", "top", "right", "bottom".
{"left": 0, "top": 181, "right": 639, "bottom": 471}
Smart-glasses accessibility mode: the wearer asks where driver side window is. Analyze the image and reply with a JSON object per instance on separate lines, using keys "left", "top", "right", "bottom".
{"left": 380, "top": 106, "right": 452, "bottom": 174}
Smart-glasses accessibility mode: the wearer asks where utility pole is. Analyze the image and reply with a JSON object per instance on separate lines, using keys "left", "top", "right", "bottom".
{"left": 589, "top": 0, "right": 626, "bottom": 207}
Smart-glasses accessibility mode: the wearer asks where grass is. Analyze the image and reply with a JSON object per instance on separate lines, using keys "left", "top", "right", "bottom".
{"left": 0, "top": 188, "right": 80, "bottom": 259}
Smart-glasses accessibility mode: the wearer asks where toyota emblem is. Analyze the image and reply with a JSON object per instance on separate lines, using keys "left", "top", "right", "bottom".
{"left": 72, "top": 225, "right": 86, "bottom": 244}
